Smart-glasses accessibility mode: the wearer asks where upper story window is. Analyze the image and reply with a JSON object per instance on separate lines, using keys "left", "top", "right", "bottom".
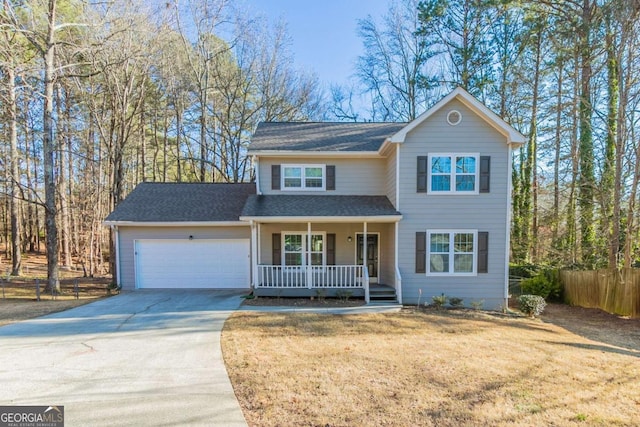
{"left": 429, "top": 154, "right": 479, "bottom": 194}
{"left": 283, "top": 165, "right": 325, "bottom": 191}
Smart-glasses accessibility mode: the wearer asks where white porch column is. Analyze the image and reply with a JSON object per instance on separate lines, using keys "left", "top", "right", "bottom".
{"left": 250, "top": 220, "right": 258, "bottom": 289}
{"left": 395, "top": 221, "right": 402, "bottom": 304}
{"left": 363, "top": 222, "right": 368, "bottom": 272}
{"left": 363, "top": 222, "right": 369, "bottom": 303}
{"left": 307, "top": 222, "right": 312, "bottom": 288}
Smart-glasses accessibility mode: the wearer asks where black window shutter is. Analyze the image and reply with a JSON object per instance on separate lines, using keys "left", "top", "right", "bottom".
{"left": 272, "top": 233, "right": 282, "bottom": 265}
{"left": 417, "top": 156, "right": 428, "bottom": 193}
{"left": 326, "top": 234, "right": 336, "bottom": 265}
{"left": 478, "top": 232, "right": 488, "bottom": 273}
{"left": 479, "top": 156, "right": 490, "bottom": 193}
{"left": 416, "top": 232, "right": 426, "bottom": 273}
{"left": 326, "top": 165, "right": 336, "bottom": 190}
{"left": 271, "top": 165, "right": 281, "bottom": 190}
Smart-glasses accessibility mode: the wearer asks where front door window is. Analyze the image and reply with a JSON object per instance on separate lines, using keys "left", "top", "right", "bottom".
{"left": 357, "top": 234, "right": 379, "bottom": 282}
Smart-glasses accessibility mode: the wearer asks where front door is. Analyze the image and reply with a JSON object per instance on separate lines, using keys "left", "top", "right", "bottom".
{"left": 357, "top": 234, "right": 379, "bottom": 283}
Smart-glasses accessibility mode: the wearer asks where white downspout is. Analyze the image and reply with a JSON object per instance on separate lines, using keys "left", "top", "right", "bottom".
{"left": 504, "top": 145, "right": 515, "bottom": 310}
{"left": 395, "top": 144, "right": 401, "bottom": 210}
{"left": 253, "top": 155, "right": 262, "bottom": 195}
{"left": 251, "top": 220, "right": 258, "bottom": 289}
{"left": 395, "top": 143, "right": 402, "bottom": 304}
{"left": 395, "top": 221, "right": 402, "bottom": 304}
{"left": 113, "top": 225, "right": 121, "bottom": 287}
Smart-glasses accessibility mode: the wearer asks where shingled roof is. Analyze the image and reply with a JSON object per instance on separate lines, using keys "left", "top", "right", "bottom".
{"left": 241, "top": 195, "right": 401, "bottom": 219}
{"left": 105, "top": 182, "right": 256, "bottom": 223}
{"left": 249, "top": 122, "right": 407, "bottom": 152}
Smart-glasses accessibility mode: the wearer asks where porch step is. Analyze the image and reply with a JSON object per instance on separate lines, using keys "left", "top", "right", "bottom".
{"left": 369, "top": 284, "right": 398, "bottom": 303}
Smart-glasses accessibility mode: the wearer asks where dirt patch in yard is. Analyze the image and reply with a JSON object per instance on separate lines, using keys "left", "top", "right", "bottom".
{"left": 0, "top": 253, "right": 111, "bottom": 327}
{"left": 541, "top": 303, "right": 640, "bottom": 351}
{"left": 222, "top": 304, "right": 640, "bottom": 427}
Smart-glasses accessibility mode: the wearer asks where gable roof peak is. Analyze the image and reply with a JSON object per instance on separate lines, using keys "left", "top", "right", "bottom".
{"left": 389, "top": 86, "right": 525, "bottom": 146}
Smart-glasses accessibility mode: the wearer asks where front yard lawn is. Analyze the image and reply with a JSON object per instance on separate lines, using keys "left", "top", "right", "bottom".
{"left": 221, "top": 305, "right": 640, "bottom": 427}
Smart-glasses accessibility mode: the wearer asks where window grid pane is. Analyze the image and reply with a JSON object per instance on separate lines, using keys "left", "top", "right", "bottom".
{"left": 429, "top": 232, "right": 475, "bottom": 274}
{"left": 284, "top": 167, "right": 302, "bottom": 188}
{"left": 455, "top": 156, "right": 476, "bottom": 192}
{"left": 431, "top": 157, "right": 451, "bottom": 192}
{"left": 305, "top": 167, "right": 323, "bottom": 188}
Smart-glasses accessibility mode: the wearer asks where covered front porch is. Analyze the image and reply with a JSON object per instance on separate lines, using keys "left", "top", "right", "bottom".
{"left": 240, "top": 194, "right": 403, "bottom": 303}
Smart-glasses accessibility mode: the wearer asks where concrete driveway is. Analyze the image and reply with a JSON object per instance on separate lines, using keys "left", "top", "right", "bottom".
{"left": 0, "top": 290, "right": 248, "bottom": 426}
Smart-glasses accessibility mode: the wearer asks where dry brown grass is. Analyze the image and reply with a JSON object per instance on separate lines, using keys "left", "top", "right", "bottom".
{"left": 222, "top": 306, "right": 640, "bottom": 427}
{"left": 0, "top": 253, "right": 110, "bottom": 326}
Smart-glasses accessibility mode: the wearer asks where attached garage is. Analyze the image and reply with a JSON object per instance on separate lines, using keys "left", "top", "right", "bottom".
{"left": 135, "top": 239, "right": 250, "bottom": 289}
{"left": 104, "top": 182, "right": 256, "bottom": 291}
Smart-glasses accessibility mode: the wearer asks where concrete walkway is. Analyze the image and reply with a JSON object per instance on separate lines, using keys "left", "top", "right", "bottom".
{"left": 0, "top": 290, "right": 248, "bottom": 427}
{"left": 239, "top": 303, "right": 403, "bottom": 314}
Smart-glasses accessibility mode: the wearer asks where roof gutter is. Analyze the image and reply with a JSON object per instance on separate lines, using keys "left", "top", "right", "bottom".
{"left": 238, "top": 215, "right": 402, "bottom": 223}
{"left": 248, "top": 150, "right": 381, "bottom": 158}
{"left": 102, "top": 221, "right": 249, "bottom": 227}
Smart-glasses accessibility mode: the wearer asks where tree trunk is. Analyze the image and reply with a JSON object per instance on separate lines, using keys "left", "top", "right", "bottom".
{"left": 578, "top": 0, "right": 596, "bottom": 267}
{"left": 43, "top": 0, "right": 60, "bottom": 292}
{"left": 7, "top": 65, "right": 22, "bottom": 275}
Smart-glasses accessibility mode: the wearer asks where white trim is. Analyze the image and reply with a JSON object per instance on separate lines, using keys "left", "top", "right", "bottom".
{"left": 426, "top": 230, "right": 478, "bottom": 276}
{"left": 281, "top": 164, "right": 326, "bottom": 191}
{"left": 389, "top": 87, "right": 525, "bottom": 145}
{"left": 427, "top": 153, "right": 480, "bottom": 195}
{"left": 395, "top": 144, "right": 401, "bottom": 210}
{"left": 103, "top": 221, "right": 249, "bottom": 227}
{"left": 394, "top": 222, "right": 402, "bottom": 304}
{"left": 254, "top": 155, "right": 262, "bottom": 195}
{"left": 113, "top": 226, "right": 121, "bottom": 286}
{"left": 251, "top": 221, "right": 258, "bottom": 288}
{"left": 505, "top": 150, "right": 514, "bottom": 301}
{"left": 356, "top": 231, "right": 379, "bottom": 283}
{"left": 447, "top": 109, "right": 462, "bottom": 126}
{"left": 249, "top": 150, "right": 381, "bottom": 158}
{"left": 257, "top": 222, "right": 262, "bottom": 269}
{"left": 239, "top": 215, "right": 402, "bottom": 223}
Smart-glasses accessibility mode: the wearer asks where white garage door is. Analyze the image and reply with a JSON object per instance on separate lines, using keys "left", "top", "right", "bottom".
{"left": 135, "top": 239, "right": 250, "bottom": 289}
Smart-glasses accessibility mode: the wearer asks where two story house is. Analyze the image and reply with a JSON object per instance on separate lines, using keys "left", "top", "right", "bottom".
{"left": 105, "top": 87, "right": 525, "bottom": 309}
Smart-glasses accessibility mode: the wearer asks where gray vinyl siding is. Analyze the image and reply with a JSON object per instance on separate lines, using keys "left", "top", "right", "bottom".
{"left": 397, "top": 99, "right": 511, "bottom": 310}
{"left": 259, "top": 157, "right": 387, "bottom": 195}
{"left": 117, "top": 226, "right": 250, "bottom": 290}
{"left": 257, "top": 223, "right": 396, "bottom": 286}
{"left": 384, "top": 146, "right": 397, "bottom": 207}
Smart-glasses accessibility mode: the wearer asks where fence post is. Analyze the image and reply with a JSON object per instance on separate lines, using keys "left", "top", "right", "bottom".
{"left": 1, "top": 279, "right": 4, "bottom": 300}
{"left": 74, "top": 279, "right": 79, "bottom": 300}
{"left": 36, "top": 279, "right": 40, "bottom": 302}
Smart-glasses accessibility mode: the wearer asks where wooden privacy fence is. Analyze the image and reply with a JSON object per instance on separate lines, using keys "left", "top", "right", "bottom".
{"left": 560, "top": 269, "right": 640, "bottom": 318}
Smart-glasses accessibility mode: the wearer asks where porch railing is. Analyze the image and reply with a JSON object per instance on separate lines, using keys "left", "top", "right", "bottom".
{"left": 257, "top": 265, "right": 368, "bottom": 289}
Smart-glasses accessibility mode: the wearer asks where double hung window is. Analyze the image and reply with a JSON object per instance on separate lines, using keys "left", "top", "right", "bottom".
{"left": 283, "top": 165, "right": 325, "bottom": 190}
{"left": 283, "top": 233, "right": 325, "bottom": 266}
{"left": 429, "top": 154, "right": 479, "bottom": 193}
{"left": 427, "top": 230, "right": 477, "bottom": 275}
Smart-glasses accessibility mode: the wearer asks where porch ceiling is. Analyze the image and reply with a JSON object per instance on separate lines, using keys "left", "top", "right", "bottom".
{"left": 240, "top": 195, "right": 402, "bottom": 223}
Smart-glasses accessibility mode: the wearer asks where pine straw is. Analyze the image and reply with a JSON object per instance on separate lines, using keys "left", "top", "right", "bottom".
{"left": 221, "top": 307, "right": 640, "bottom": 427}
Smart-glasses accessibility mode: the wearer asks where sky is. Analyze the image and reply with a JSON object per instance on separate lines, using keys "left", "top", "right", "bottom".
{"left": 244, "top": 0, "right": 389, "bottom": 88}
